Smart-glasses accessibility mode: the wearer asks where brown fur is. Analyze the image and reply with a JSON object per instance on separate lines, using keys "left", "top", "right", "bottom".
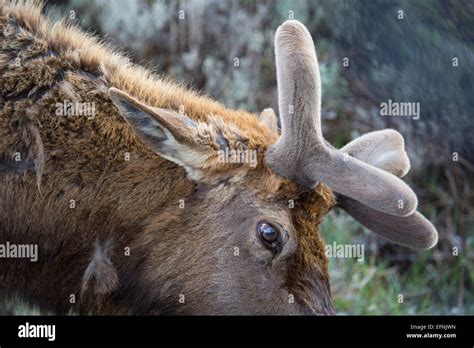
{"left": 0, "top": 1, "right": 335, "bottom": 315}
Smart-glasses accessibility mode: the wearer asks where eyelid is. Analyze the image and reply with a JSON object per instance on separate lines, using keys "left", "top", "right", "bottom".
{"left": 274, "top": 222, "right": 290, "bottom": 242}
{"left": 260, "top": 220, "right": 283, "bottom": 232}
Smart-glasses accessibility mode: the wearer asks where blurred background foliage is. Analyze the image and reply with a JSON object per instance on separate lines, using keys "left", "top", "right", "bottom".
{"left": 2, "top": 0, "right": 472, "bottom": 315}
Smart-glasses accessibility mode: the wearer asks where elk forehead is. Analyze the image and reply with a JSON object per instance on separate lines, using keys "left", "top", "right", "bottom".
{"left": 246, "top": 160, "right": 337, "bottom": 272}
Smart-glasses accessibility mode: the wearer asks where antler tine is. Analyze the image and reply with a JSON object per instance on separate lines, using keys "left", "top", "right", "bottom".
{"left": 266, "top": 20, "right": 418, "bottom": 216}
{"left": 274, "top": 20, "right": 324, "bottom": 144}
{"left": 267, "top": 21, "right": 326, "bottom": 187}
{"left": 337, "top": 130, "right": 438, "bottom": 249}
{"left": 338, "top": 195, "right": 438, "bottom": 249}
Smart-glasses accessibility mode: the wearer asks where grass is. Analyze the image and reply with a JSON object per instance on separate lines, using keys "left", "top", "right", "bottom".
{"left": 0, "top": 296, "right": 47, "bottom": 315}
{"left": 321, "top": 211, "right": 474, "bottom": 315}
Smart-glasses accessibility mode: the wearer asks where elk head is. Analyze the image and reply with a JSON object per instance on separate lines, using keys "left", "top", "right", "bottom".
{"left": 106, "top": 20, "right": 437, "bottom": 315}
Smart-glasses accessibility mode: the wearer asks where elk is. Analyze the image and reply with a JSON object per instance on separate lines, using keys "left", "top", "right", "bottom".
{"left": 0, "top": 1, "right": 437, "bottom": 315}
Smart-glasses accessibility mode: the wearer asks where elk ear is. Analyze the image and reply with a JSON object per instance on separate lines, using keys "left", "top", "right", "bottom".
{"left": 109, "top": 88, "right": 211, "bottom": 179}
{"left": 259, "top": 108, "right": 279, "bottom": 133}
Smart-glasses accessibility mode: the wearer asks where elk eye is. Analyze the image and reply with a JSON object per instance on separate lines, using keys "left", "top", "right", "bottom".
{"left": 257, "top": 222, "right": 280, "bottom": 250}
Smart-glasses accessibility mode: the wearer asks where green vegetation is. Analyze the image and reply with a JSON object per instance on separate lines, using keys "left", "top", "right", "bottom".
{"left": 321, "top": 212, "right": 474, "bottom": 315}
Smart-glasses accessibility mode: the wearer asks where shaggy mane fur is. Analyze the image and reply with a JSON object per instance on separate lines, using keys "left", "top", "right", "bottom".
{"left": 0, "top": 0, "right": 269, "bottom": 145}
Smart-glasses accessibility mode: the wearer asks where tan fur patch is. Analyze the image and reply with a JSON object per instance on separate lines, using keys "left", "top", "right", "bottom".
{"left": 288, "top": 183, "right": 335, "bottom": 311}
